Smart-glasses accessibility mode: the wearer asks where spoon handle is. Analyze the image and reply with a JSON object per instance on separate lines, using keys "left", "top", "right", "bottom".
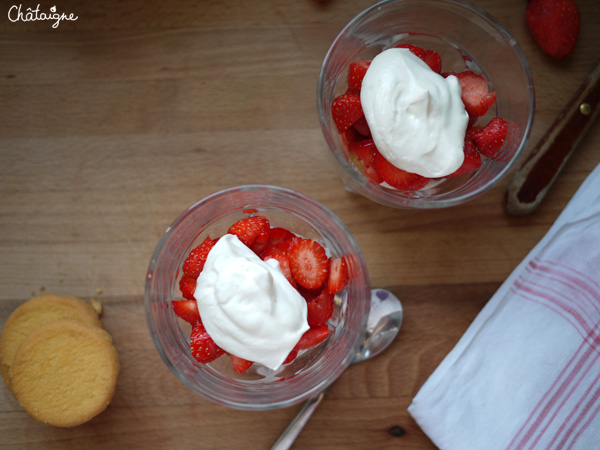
{"left": 269, "top": 390, "right": 327, "bottom": 450}
{"left": 269, "top": 289, "right": 403, "bottom": 450}
{"left": 504, "top": 60, "right": 600, "bottom": 215}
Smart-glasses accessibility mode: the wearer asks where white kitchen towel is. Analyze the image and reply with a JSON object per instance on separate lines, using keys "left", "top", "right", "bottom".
{"left": 408, "top": 163, "right": 600, "bottom": 450}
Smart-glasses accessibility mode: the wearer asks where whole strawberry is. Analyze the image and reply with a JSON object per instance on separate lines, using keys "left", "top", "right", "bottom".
{"left": 526, "top": 0, "right": 580, "bottom": 59}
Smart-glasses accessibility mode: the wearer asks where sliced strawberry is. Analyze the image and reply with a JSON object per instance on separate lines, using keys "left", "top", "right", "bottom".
{"left": 262, "top": 245, "right": 296, "bottom": 287}
{"left": 189, "top": 322, "right": 225, "bottom": 364}
{"left": 373, "top": 152, "right": 429, "bottom": 191}
{"left": 268, "top": 227, "right": 297, "bottom": 247}
{"left": 288, "top": 239, "right": 329, "bottom": 290}
{"left": 448, "top": 71, "right": 497, "bottom": 117}
{"left": 446, "top": 138, "right": 482, "bottom": 178}
{"left": 282, "top": 348, "right": 299, "bottom": 365}
{"left": 349, "top": 139, "right": 384, "bottom": 184}
{"left": 172, "top": 299, "right": 201, "bottom": 324}
{"left": 472, "top": 117, "right": 508, "bottom": 159}
{"left": 182, "top": 236, "right": 218, "bottom": 279}
{"left": 351, "top": 116, "right": 372, "bottom": 138}
{"left": 230, "top": 354, "right": 253, "bottom": 374}
{"left": 331, "top": 93, "right": 364, "bottom": 131}
{"left": 275, "top": 255, "right": 295, "bottom": 287}
{"left": 341, "top": 126, "right": 362, "bottom": 149}
{"left": 347, "top": 59, "right": 371, "bottom": 90}
{"left": 227, "top": 216, "right": 270, "bottom": 254}
{"left": 363, "top": 165, "right": 384, "bottom": 185}
{"left": 327, "top": 257, "right": 349, "bottom": 294}
{"left": 262, "top": 228, "right": 300, "bottom": 254}
{"left": 306, "top": 289, "right": 335, "bottom": 327}
{"left": 250, "top": 226, "right": 271, "bottom": 254}
{"left": 466, "top": 124, "right": 483, "bottom": 140}
{"left": 275, "top": 238, "right": 300, "bottom": 253}
{"left": 421, "top": 49, "right": 442, "bottom": 74}
{"left": 350, "top": 138, "right": 378, "bottom": 167}
{"left": 396, "top": 44, "right": 442, "bottom": 73}
{"left": 396, "top": 43, "right": 426, "bottom": 59}
{"left": 295, "top": 325, "right": 330, "bottom": 350}
{"left": 179, "top": 275, "right": 197, "bottom": 301}
{"left": 261, "top": 243, "right": 282, "bottom": 260}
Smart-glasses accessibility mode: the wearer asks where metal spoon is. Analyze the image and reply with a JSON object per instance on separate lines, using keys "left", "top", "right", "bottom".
{"left": 270, "top": 289, "right": 404, "bottom": 450}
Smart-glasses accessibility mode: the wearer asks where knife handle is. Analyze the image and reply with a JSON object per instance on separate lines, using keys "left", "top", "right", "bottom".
{"left": 504, "top": 61, "right": 600, "bottom": 215}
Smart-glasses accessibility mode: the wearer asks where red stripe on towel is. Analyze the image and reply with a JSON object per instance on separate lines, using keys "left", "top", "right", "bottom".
{"left": 505, "top": 258, "right": 600, "bottom": 450}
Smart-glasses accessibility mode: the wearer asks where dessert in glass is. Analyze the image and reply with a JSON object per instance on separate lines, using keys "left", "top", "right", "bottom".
{"left": 145, "top": 185, "right": 371, "bottom": 410}
{"left": 317, "top": 0, "right": 535, "bottom": 208}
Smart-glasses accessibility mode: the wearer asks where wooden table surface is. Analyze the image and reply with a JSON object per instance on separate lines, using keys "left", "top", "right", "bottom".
{"left": 1, "top": 1, "right": 599, "bottom": 448}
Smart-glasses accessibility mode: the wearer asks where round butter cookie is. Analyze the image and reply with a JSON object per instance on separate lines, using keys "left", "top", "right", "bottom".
{"left": 0, "top": 294, "right": 101, "bottom": 387}
{"left": 10, "top": 319, "right": 119, "bottom": 427}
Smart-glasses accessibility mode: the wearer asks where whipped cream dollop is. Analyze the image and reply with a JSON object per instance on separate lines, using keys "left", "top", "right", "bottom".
{"left": 360, "top": 48, "right": 469, "bottom": 178}
{"left": 194, "top": 234, "right": 309, "bottom": 370}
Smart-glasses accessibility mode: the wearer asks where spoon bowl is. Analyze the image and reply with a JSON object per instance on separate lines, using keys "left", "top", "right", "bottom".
{"left": 270, "top": 288, "right": 403, "bottom": 450}
{"left": 357, "top": 289, "right": 404, "bottom": 362}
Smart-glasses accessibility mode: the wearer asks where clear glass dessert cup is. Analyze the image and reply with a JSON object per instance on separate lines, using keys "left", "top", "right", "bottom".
{"left": 145, "top": 185, "right": 371, "bottom": 410}
{"left": 317, "top": 0, "right": 535, "bottom": 209}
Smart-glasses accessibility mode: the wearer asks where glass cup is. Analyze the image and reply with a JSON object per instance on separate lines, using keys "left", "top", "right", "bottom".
{"left": 145, "top": 185, "right": 371, "bottom": 410}
{"left": 317, "top": 0, "right": 535, "bottom": 208}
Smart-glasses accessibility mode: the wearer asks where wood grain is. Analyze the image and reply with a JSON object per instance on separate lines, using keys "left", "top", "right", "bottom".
{"left": 1, "top": 0, "right": 599, "bottom": 448}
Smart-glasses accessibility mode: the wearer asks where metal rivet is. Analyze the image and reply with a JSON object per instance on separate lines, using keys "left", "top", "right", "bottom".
{"left": 580, "top": 103, "right": 592, "bottom": 116}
